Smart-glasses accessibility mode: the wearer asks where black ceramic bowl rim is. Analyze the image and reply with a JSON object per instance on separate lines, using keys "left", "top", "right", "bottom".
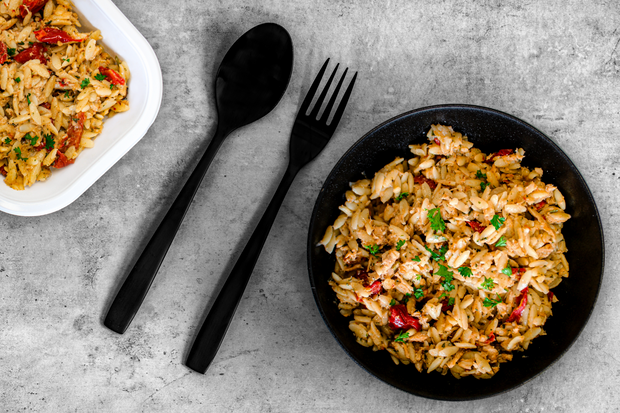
{"left": 307, "top": 104, "right": 604, "bottom": 401}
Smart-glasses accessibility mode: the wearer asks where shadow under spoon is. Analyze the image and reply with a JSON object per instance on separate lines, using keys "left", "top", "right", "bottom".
{"left": 104, "top": 23, "right": 294, "bottom": 334}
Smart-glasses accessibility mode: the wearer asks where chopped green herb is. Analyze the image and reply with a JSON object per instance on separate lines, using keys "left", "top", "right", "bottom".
{"left": 481, "top": 277, "right": 495, "bottom": 291}
{"left": 63, "top": 91, "right": 70, "bottom": 99}
{"left": 475, "top": 169, "right": 487, "bottom": 180}
{"left": 483, "top": 297, "right": 502, "bottom": 308}
{"left": 46, "top": 21, "right": 51, "bottom": 25}
{"left": 14, "top": 77, "right": 20, "bottom": 83}
{"left": 80, "top": 78, "right": 90, "bottom": 89}
{"left": 437, "top": 264, "right": 455, "bottom": 292}
{"left": 403, "top": 292, "right": 412, "bottom": 303}
{"left": 7, "top": 48, "right": 15, "bottom": 57}
{"left": 394, "top": 331, "right": 410, "bottom": 343}
{"left": 26, "top": 93, "right": 31, "bottom": 105}
{"left": 495, "top": 236, "right": 507, "bottom": 247}
{"left": 396, "top": 240, "right": 406, "bottom": 251}
{"left": 110, "top": 84, "right": 114, "bottom": 90}
{"left": 23, "top": 133, "right": 38, "bottom": 146}
{"left": 501, "top": 264, "right": 512, "bottom": 276}
{"left": 425, "top": 244, "right": 448, "bottom": 262}
{"left": 94, "top": 73, "right": 106, "bottom": 81}
{"left": 427, "top": 207, "right": 446, "bottom": 232}
{"left": 448, "top": 297, "right": 455, "bottom": 306}
{"left": 43, "top": 134, "right": 54, "bottom": 150}
{"left": 13, "top": 147, "right": 27, "bottom": 161}
{"left": 413, "top": 288, "right": 424, "bottom": 299}
{"left": 364, "top": 244, "right": 380, "bottom": 256}
{"left": 4, "top": 138, "right": 11, "bottom": 144}
{"left": 390, "top": 298, "right": 396, "bottom": 306}
{"left": 458, "top": 266, "right": 473, "bottom": 278}
{"left": 17, "top": 41, "right": 24, "bottom": 46}
{"left": 480, "top": 182, "right": 490, "bottom": 191}
{"left": 411, "top": 255, "right": 421, "bottom": 262}
{"left": 490, "top": 215, "right": 506, "bottom": 230}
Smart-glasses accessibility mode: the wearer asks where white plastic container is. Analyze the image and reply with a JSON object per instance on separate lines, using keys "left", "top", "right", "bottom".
{"left": 0, "top": 0, "right": 163, "bottom": 216}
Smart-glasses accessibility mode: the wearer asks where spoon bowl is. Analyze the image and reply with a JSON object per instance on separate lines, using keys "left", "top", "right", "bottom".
{"left": 104, "top": 23, "right": 293, "bottom": 334}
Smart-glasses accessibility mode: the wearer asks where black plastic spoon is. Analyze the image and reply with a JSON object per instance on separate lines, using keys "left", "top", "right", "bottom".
{"left": 104, "top": 23, "right": 294, "bottom": 334}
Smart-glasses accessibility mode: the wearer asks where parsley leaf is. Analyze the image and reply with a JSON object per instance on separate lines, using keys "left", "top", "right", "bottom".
{"left": 396, "top": 239, "right": 406, "bottom": 251}
{"left": 80, "top": 78, "right": 90, "bottom": 89}
{"left": 403, "top": 292, "right": 412, "bottom": 303}
{"left": 425, "top": 244, "right": 448, "bottom": 262}
{"left": 390, "top": 298, "right": 396, "bottom": 306}
{"left": 394, "top": 331, "right": 410, "bottom": 342}
{"left": 475, "top": 170, "right": 487, "bottom": 180}
{"left": 481, "top": 277, "right": 495, "bottom": 291}
{"left": 13, "top": 147, "right": 27, "bottom": 161}
{"left": 43, "top": 134, "right": 54, "bottom": 150}
{"left": 437, "top": 264, "right": 455, "bottom": 292}
{"left": 483, "top": 297, "right": 502, "bottom": 308}
{"left": 26, "top": 93, "right": 31, "bottom": 105}
{"left": 480, "top": 182, "right": 490, "bottom": 191}
{"left": 427, "top": 207, "right": 446, "bottom": 232}
{"left": 14, "top": 77, "right": 20, "bottom": 83}
{"left": 64, "top": 91, "right": 70, "bottom": 99}
{"left": 4, "top": 138, "right": 11, "bottom": 144}
{"left": 24, "top": 133, "right": 38, "bottom": 146}
{"left": 364, "top": 244, "right": 380, "bottom": 256}
{"left": 7, "top": 48, "right": 15, "bottom": 57}
{"left": 495, "top": 236, "right": 507, "bottom": 247}
{"left": 501, "top": 264, "right": 512, "bottom": 276}
{"left": 490, "top": 215, "right": 506, "bottom": 230}
{"left": 411, "top": 255, "right": 421, "bottom": 262}
{"left": 458, "top": 266, "right": 473, "bottom": 278}
{"left": 94, "top": 73, "right": 106, "bottom": 81}
{"left": 448, "top": 297, "right": 455, "bottom": 306}
{"left": 413, "top": 288, "right": 424, "bottom": 299}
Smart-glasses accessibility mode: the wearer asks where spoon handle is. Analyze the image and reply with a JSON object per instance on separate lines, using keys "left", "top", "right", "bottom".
{"left": 185, "top": 164, "right": 299, "bottom": 374}
{"left": 104, "top": 126, "right": 229, "bottom": 334}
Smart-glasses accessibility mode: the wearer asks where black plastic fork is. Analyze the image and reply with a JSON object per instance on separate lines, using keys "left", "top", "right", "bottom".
{"left": 185, "top": 59, "right": 357, "bottom": 374}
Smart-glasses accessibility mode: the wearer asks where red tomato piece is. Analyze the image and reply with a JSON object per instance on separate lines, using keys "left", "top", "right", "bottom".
{"left": 441, "top": 298, "right": 454, "bottom": 313}
{"left": 388, "top": 304, "right": 421, "bottom": 331}
{"left": 511, "top": 267, "right": 526, "bottom": 278}
{"left": 19, "top": 0, "right": 48, "bottom": 17}
{"left": 506, "top": 288, "right": 528, "bottom": 323}
{"left": 368, "top": 280, "right": 382, "bottom": 296}
{"left": 98, "top": 66, "right": 125, "bottom": 85}
{"left": 34, "top": 28, "right": 82, "bottom": 44}
{"left": 434, "top": 138, "right": 441, "bottom": 145}
{"left": 53, "top": 151, "right": 75, "bottom": 168}
{"left": 467, "top": 221, "right": 485, "bottom": 233}
{"left": 14, "top": 43, "right": 47, "bottom": 64}
{"left": 64, "top": 112, "right": 85, "bottom": 150}
{"left": 486, "top": 149, "right": 514, "bottom": 164}
{"left": 0, "top": 42, "right": 7, "bottom": 65}
{"left": 413, "top": 174, "right": 437, "bottom": 190}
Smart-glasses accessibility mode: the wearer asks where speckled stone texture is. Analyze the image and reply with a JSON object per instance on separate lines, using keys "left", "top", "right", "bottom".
{"left": 0, "top": 0, "right": 618, "bottom": 411}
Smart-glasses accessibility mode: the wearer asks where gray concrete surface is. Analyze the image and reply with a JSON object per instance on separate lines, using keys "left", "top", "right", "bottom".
{"left": 1, "top": 0, "right": 618, "bottom": 411}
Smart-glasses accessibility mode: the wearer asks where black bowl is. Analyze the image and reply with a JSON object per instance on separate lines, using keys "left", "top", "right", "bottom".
{"left": 307, "top": 105, "right": 604, "bottom": 400}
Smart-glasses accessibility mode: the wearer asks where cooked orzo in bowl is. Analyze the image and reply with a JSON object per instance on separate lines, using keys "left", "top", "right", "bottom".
{"left": 318, "top": 123, "right": 570, "bottom": 379}
{"left": 307, "top": 105, "right": 603, "bottom": 399}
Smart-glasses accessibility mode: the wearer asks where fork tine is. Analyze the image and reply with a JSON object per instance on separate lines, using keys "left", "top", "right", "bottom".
{"left": 327, "top": 71, "right": 357, "bottom": 131}
{"left": 309, "top": 63, "right": 339, "bottom": 120}
{"left": 299, "top": 58, "right": 330, "bottom": 116}
{"left": 319, "top": 67, "right": 348, "bottom": 124}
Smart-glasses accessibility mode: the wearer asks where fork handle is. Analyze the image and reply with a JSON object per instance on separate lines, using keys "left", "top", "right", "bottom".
{"left": 185, "top": 164, "right": 300, "bottom": 374}
{"left": 104, "top": 125, "right": 230, "bottom": 334}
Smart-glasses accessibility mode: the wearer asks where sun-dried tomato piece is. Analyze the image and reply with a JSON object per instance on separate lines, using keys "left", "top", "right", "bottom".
{"left": 414, "top": 174, "right": 437, "bottom": 190}
{"left": 14, "top": 43, "right": 47, "bottom": 64}
{"left": 0, "top": 42, "right": 7, "bottom": 65}
{"left": 368, "top": 280, "right": 382, "bottom": 296}
{"left": 506, "top": 288, "right": 528, "bottom": 323}
{"left": 63, "top": 112, "right": 85, "bottom": 150}
{"left": 486, "top": 149, "right": 514, "bottom": 164}
{"left": 467, "top": 221, "right": 485, "bottom": 233}
{"left": 0, "top": 165, "right": 7, "bottom": 177}
{"left": 98, "top": 66, "right": 125, "bottom": 85}
{"left": 53, "top": 151, "right": 75, "bottom": 168}
{"left": 511, "top": 267, "right": 526, "bottom": 278}
{"left": 19, "top": 0, "right": 47, "bottom": 18}
{"left": 34, "top": 28, "right": 82, "bottom": 44}
{"left": 388, "top": 304, "right": 421, "bottom": 331}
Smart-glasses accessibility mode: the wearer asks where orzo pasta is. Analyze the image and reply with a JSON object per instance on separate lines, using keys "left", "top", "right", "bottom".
{"left": 0, "top": 0, "right": 130, "bottom": 190}
{"left": 319, "top": 124, "right": 570, "bottom": 378}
